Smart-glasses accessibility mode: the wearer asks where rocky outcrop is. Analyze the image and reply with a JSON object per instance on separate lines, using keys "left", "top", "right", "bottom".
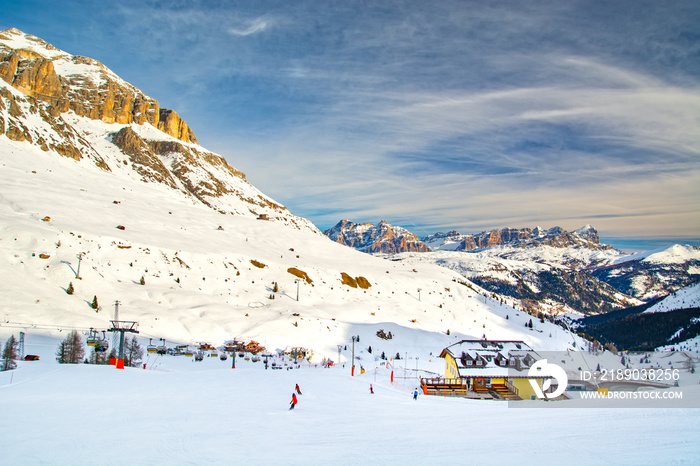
{"left": 158, "top": 109, "right": 198, "bottom": 144}
{"left": 8, "top": 55, "right": 62, "bottom": 101}
{"left": 325, "top": 220, "right": 430, "bottom": 254}
{"left": 110, "top": 127, "right": 179, "bottom": 188}
{"left": 0, "top": 81, "right": 110, "bottom": 167}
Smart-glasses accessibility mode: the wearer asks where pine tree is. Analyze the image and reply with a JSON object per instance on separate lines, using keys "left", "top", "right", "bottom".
{"left": 367, "top": 346, "right": 372, "bottom": 354}
{"left": 2, "top": 335, "right": 19, "bottom": 371}
{"left": 66, "top": 282, "right": 74, "bottom": 295}
{"left": 91, "top": 295, "right": 99, "bottom": 311}
{"left": 56, "top": 330, "right": 85, "bottom": 364}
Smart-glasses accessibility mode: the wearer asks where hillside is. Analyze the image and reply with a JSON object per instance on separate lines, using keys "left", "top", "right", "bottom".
{"left": 591, "top": 245, "right": 700, "bottom": 300}
{"left": 388, "top": 242, "right": 638, "bottom": 316}
{"left": 577, "top": 283, "right": 700, "bottom": 351}
{"left": 0, "top": 29, "right": 580, "bottom": 360}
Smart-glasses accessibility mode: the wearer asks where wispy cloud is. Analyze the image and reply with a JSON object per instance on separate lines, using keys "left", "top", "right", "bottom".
{"left": 227, "top": 17, "right": 270, "bottom": 36}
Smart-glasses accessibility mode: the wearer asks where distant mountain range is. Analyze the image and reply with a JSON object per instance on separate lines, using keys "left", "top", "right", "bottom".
{"left": 423, "top": 224, "right": 611, "bottom": 252}
{"left": 325, "top": 219, "right": 700, "bottom": 315}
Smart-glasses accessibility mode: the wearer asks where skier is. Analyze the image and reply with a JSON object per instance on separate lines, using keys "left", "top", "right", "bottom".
{"left": 289, "top": 392, "right": 298, "bottom": 410}
{"left": 295, "top": 383, "right": 302, "bottom": 395}
{"left": 413, "top": 388, "right": 419, "bottom": 401}
{"left": 370, "top": 384, "right": 374, "bottom": 394}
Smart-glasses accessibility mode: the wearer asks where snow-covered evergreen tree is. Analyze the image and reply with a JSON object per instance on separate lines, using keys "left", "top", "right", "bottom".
{"left": 2, "top": 335, "right": 19, "bottom": 371}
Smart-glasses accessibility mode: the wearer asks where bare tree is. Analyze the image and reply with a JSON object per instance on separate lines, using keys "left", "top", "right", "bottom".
{"left": 124, "top": 336, "right": 144, "bottom": 367}
{"left": 56, "top": 330, "right": 85, "bottom": 364}
{"left": 89, "top": 345, "right": 110, "bottom": 365}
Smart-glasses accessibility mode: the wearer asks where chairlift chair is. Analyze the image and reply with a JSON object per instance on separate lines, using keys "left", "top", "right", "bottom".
{"left": 86, "top": 328, "right": 100, "bottom": 346}
{"left": 88, "top": 329, "right": 109, "bottom": 352}
{"left": 157, "top": 338, "right": 167, "bottom": 355}
{"left": 95, "top": 331, "right": 109, "bottom": 352}
{"left": 147, "top": 338, "right": 158, "bottom": 354}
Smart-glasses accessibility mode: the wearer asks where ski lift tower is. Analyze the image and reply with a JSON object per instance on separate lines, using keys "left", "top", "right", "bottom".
{"left": 18, "top": 331, "right": 25, "bottom": 359}
{"left": 107, "top": 320, "right": 139, "bottom": 369}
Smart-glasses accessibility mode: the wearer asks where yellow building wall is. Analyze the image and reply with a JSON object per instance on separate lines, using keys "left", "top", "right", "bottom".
{"left": 511, "top": 378, "right": 544, "bottom": 399}
{"left": 444, "top": 353, "right": 460, "bottom": 379}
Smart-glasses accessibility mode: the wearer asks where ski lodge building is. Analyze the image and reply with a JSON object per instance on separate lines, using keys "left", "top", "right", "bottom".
{"left": 421, "top": 339, "right": 555, "bottom": 400}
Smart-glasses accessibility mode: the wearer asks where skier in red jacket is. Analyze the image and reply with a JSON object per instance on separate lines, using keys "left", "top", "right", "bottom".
{"left": 295, "top": 383, "right": 302, "bottom": 395}
{"left": 290, "top": 392, "right": 298, "bottom": 410}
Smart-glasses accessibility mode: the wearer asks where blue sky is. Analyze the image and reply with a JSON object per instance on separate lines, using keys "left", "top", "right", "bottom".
{"left": 3, "top": 0, "right": 699, "bottom": 249}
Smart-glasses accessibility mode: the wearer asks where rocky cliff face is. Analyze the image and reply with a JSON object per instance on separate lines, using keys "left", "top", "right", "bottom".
{"left": 324, "top": 220, "right": 430, "bottom": 254}
{"left": 0, "top": 28, "right": 318, "bottom": 233}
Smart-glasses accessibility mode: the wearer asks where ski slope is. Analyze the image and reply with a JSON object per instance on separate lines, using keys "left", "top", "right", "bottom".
{"left": 1, "top": 334, "right": 699, "bottom": 465}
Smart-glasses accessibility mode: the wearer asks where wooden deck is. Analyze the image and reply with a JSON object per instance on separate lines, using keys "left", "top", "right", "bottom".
{"left": 422, "top": 377, "right": 521, "bottom": 400}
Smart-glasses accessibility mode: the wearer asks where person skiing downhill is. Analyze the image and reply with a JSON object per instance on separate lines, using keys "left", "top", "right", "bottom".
{"left": 370, "top": 384, "right": 374, "bottom": 394}
{"left": 413, "top": 388, "right": 419, "bottom": 400}
{"left": 290, "top": 393, "right": 298, "bottom": 410}
{"left": 295, "top": 383, "right": 302, "bottom": 395}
